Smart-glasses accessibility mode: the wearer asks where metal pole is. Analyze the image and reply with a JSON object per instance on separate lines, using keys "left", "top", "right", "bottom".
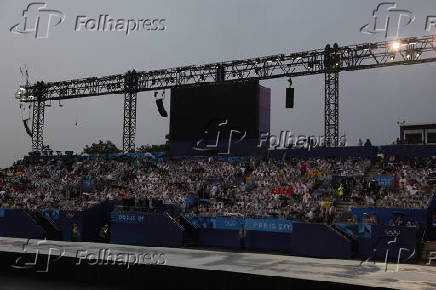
{"left": 123, "top": 71, "right": 138, "bottom": 152}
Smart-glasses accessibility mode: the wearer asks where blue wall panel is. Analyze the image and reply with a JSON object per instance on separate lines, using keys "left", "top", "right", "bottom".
{"left": 111, "top": 213, "right": 184, "bottom": 247}
{"left": 0, "top": 209, "right": 45, "bottom": 239}
{"left": 290, "top": 223, "right": 352, "bottom": 259}
{"left": 356, "top": 225, "right": 418, "bottom": 261}
{"left": 371, "top": 226, "right": 417, "bottom": 260}
{"left": 197, "top": 229, "right": 240, "bottom": 248}
{"left": 246, "top": 231, "right": 291, "bottom": 252}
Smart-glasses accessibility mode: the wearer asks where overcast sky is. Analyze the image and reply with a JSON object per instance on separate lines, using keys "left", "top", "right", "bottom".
{"left": 0, "top": 0, "right": 435, "bottom": 167}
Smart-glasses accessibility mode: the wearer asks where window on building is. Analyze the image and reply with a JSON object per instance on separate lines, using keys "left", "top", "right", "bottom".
{"left": 405, "top": 133, "right": 423, "bottom": 144}
{"left": 427, "top": 132, "right": 436, "bottom": 144}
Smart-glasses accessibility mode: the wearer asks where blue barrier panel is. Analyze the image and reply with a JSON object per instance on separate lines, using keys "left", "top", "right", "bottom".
{"left": 86, "top": 152, "right": 166, "bottom": 160}
{"left": 270, "top": 145, "right": 436, "bottom": 160}
{"left": 186, "top": 216, "right": 294, "bottom": 233}
{"left": 196, "top": 228, "right": 300, "bottom": 253}
{"left": 370, "top": 226, "right": 417, "bottom": 260}
{"left": 111, "top": 213, "right": 184, "bottom": 247}
{"left": 334, "top": 223, "right": 372, "bottom": 240}
{"left": 357, "top": 238, "right": 373, "bottom": 258}
{"left": 245, "top": 231, "right": 291, "bottom": 252}
{"left": 81, "top": 200, "right": 115, "bottom": 242}
{"left": 197, "top": 229, "right": 240, "bottom": 248}
{"left": 215, "top": 217, "right": 244, "bottom": 230}
{"left": 39, "top": 209, "right": 61, "bottom": 221}
{"left": 270, "top": 146, "right": 377, "bottom": 161}
{"left": 290, "top": 223, "right": 352, "bottom": 259}
{"left": 381, "top": 145, "right": 436, "bottom": 158}
{"left": 373, "top": 175, "right": 395, "bottom": 188}
{"left": 0, "top": 209, "right": 45, "bottom": 239}
{"left": 38, "top": 201, "right": 116, "bottom": 242}
{"left": 351, "top": 208, "right": 428, "bottom": 225}
{"left": 171, "top": 139, "right": 265, "bottom": 157}
{"left": 335, "top": 223, "right": 359, "bottom": 239}
{"left": 156, "top": 204, "right": 179, "bottom": 217}
{"left": 197, "top": 229, "right": 292, "bottom": 251}
{"left": 358, "top": 224, "right": 372, "bottom": 239}
{"left": 245, "top": 218, "right": 294, "bottom": 233}
{"left": 58, "top": 210, "right": 83, "bottom": 242}
{"left": 110, "top": 213, "right": 147, "bottom": 246}
{"left": 112, "top": 212, "right": 145, "bottom": 224}
{"left": 356, "top": 225, "right": 418, "bottom": 260}
{"left": 186, "top": 216, "right": 217, "bottom": 229}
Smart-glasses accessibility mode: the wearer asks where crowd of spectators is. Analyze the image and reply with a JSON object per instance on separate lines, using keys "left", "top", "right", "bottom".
{"left": 0, "top": 154, "right": 434, "bottom": 224}
{"left": 372, "top": 157, "right": 435, "bottom": 209}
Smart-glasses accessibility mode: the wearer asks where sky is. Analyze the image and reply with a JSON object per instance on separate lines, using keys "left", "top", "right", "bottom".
{"left": 0, "top": 0, "right": 435, "bottom": 168}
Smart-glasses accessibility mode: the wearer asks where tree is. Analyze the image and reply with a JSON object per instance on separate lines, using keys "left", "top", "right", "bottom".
{"left": 136, "top": 144, "right": 152, "bottom": 152}
{"left": 83, "top": 140, "right": 121, "bottom": 155}
{"left": 136, "top": 144, "right": 168, "bottom": 153}
{"left": 136, "top": 134, "right": 170, "bottom": 154}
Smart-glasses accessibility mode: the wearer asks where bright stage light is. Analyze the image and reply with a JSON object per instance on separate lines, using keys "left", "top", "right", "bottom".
{"left": 392, "top": 42, "right": 401, "bottom": 50}
{"left": 15, "top": 87, "right": 27, "bottom": 100}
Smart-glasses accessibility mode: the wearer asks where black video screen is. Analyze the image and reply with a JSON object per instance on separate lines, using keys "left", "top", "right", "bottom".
{"left": 170, "top": 81, "right": 260, "bottom": 142}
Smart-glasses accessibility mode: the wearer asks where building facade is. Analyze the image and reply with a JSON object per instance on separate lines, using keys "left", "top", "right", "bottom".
{"left": 400, "top": 123, "right": 436, "bottom": 144}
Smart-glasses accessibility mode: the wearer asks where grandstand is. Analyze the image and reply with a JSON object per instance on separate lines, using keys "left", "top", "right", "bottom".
{"left": 1, "top": 145, "right": 436, "bottom": 288}
{"left": 3, "top": 1, "right": 436, "bottom": 288}
{"left": 1, "top": 145, "right": 435, "bottom": 240}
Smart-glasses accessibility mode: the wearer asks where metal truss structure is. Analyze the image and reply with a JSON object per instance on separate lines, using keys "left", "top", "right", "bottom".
{"left": 16, "top": 35, "right": 436, "bottom": 151}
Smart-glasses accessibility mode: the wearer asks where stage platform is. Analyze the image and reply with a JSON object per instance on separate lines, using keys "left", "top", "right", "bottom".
{"left": 0, "top": 237, "right": 436, "bottom": 290}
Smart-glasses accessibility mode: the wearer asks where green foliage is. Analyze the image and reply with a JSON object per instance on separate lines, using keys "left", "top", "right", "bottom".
{"left": 83, "top": 140, "right": 121, "bottom": 155}
{"left": 136, "top": 134, "right": 170, "bottom": 154}
{"left": 136, "top": 144, "right": 168, "bottom": 153}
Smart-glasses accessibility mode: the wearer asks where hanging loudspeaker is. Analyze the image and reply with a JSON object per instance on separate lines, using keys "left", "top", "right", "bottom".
{"left": 23, "top": 119, "right": 33, "bottom": 137}
{"left": 286, "top": 88, "right": 294, "bottom": 108}
{"left": 156, "top": 99, "right": 168, "bottom": 117}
